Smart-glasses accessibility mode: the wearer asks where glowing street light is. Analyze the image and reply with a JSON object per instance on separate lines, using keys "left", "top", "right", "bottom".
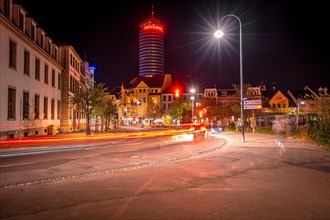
{"left": 214, "top": 14, "right": 245, "bottom": 142}
{"left": 190, "top": 88, "right": 196, "bottom": 123}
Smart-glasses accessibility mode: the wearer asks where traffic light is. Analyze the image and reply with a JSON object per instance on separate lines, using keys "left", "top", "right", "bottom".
{"left": 175, "top": 88, "right": 180, "bottom": 97}
{"left": 199, "top": 110, "right": 203, "bottom": 118}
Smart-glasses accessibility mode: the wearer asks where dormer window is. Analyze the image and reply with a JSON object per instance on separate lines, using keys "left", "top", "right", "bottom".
{"left": 41, "top": 34, "right": 44, "bottom": 49}
{"left": 31, "top": 24, "right": 36, "bottom": 41}
{"left": 19, "top": 11, "right": 24, "bottom": 31}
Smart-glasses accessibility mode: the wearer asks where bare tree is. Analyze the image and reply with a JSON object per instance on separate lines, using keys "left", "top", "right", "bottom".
{"left": 71, "top": 81, "right": 108, "bottom": 135}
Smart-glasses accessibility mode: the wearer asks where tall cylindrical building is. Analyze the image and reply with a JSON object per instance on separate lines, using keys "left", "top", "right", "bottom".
{"left": 139, "top": 7, "right": 164, "bottom": 77}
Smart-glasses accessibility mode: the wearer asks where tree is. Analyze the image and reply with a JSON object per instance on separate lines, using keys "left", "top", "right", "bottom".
{"left": 169, "top": 98, "right": 190, "bottom": 123}
{"left": 306, "top": 88, "right": 330, "bottom": 147}
{"left": 146, "top": 99, "right": 161, "bottom": 121}
{"left": 71, "top": 81, "right": 108, "bottom": 135}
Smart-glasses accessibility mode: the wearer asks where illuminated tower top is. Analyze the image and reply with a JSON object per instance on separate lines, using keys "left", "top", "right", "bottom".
{"left": 139, "top": 5, "right": 165, "bottom": 77}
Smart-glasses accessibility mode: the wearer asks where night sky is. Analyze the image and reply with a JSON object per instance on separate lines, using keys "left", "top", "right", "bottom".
{"left": 15, "top": 0, "right": 329, "bottom": 91}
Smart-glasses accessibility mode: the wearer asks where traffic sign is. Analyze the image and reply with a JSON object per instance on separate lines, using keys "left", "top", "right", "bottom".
{"left": 243, "top": 100, "right": 262, "bottom": 105}
{"left": 244, "top": 104, "right": 262, "bottom": 110}
{"left": 243, "top": 99, "right": 262, "bottom": 109}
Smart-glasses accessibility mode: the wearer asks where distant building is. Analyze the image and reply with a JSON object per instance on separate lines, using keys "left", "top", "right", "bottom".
{"left": 139, "top": 5, "right": 165, "bottom": 77}
{"left": 0, "top": 0, "right": 62, "bottom": 139}
{"left": 119, "top": 74, "right": 171, "bottom": 126}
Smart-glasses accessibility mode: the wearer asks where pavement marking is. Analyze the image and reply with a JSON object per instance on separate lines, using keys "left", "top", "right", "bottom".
{"left": 188, "top": 188, "right": 248, "bottom": 191}
{"left": 69, "top": 154, "right": 100, "bottom": 160}
{"left": 0, "top": 162, "right": 35, "bottom": 168}
{"left": 119, "top": 148, "right": 137, "bottom": 152}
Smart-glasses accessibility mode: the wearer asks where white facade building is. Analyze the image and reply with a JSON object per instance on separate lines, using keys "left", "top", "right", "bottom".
{"left": 0, "top": 0, "right": 62, "bottom": 139}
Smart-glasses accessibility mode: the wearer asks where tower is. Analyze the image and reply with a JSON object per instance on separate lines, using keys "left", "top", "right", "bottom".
{"left": 139, "top": 5, "right": 165, "bottom": 77}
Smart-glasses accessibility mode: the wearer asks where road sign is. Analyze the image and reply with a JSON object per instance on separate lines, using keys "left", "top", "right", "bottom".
{"left": 243, "top": 99, "right": 262, "bottom": 109}
{"left": 243, "top": 100, "right": 262, "bottom": 105}
{"left": 244, "top": 104, "right": 262, "bottom": 110}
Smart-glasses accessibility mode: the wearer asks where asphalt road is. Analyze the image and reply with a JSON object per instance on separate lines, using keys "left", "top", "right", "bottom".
{"left": 0, "top": 132, "right": 329, "bottom": 220}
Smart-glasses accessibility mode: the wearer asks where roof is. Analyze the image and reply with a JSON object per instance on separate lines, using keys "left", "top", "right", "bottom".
{"left": 123, "top": 75, "right": 165, "bottom": 89}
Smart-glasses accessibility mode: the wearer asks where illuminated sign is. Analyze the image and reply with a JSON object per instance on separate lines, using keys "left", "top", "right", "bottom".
{"left": 143, "top": 24, "right": 164, "bottom": 33}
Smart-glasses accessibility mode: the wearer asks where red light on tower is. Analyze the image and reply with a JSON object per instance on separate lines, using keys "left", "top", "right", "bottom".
{"left": 143, "top": 23, "right": 164, "bottom": 33}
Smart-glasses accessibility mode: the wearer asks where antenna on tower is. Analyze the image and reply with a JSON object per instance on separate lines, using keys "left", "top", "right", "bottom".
{"left": 151, "top": 2, "right": 154, "bottom": 19}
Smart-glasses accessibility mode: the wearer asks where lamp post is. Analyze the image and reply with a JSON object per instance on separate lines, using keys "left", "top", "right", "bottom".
{"left": 190, "top": 88, "right": 196, "bottom": 123}
{"left": 214, "top": 14, "right": 245, "bottom": 142}
{"left": 296, "top": 99, "right": 305, "bottom": 129}
{"left": 138, "top": 99, "right": 144, "bottom": 128}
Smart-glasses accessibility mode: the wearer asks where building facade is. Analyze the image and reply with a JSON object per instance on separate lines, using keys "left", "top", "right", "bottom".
{"left": 58, "top": 44, "right": 88, "bottom": 132}
{"left": 139, "top": 6, "right": 164, "bottom": 77}
{"left": 0, "top": 0, "right": 63, "bottom": 139}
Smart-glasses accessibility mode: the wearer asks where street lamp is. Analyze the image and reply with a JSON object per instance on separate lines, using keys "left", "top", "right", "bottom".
{"left": 296, "top": 99, "right": 305, "bottom": 129}
{"left": 190, "top": 88, "right": 196, "bottom": 123}
{"left": 138, "top": 99, "right": 144, "bottom": 128}
{"left": 214, "top": 14, "right": 245, "bottom": 142}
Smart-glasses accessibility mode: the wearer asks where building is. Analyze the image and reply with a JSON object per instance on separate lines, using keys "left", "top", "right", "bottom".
{"left": 139, "top": 5, "right": 165, "bottom": 77}
{"left": 119, "top": 74, "right": 171, "bottom": 126}
{"left": 0, "top": 0, "right": 62, "bottom": 139}
{"left": 58, "top": 44, "right": 88, "bottom": 132}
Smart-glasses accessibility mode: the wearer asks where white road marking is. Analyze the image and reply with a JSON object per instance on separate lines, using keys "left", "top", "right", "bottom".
{"left": 0, "top": 162, "right": 35, "bottom": 168}
{"left": 188, "top": 188, "right": 248, "bottom": 191}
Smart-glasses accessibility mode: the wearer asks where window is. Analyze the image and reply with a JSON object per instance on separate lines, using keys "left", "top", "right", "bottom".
{"left": 24, "top": 50, "right": 30, "bottom": 75}
{"left": 163, "top": 103, "right": 166, "bottom": 110}
{"left": 41, "top": 34, "right": 44, "bottom": 49}
{"left": 23, "top": 92, "right": 29, "bottom": 119}
{"left": 31, "top": 25, "right": 35, "bottom": 41}
{"left": 19, "top": 12, "right": 24, "bottom": 30}
{"left": 35, "top": 58, "right": 40, "bottom": 80}
{"left": 51, "top": 99, "right": 55, "bottom": 119}
{"left": 51, "top": 69, "right": 55, "bottom": 87}
{"left": 34, "top": 95, "right": 40, "bottom": 119}
{"left": 57, "top": 100, "right": 60, "bottom": 119}
{"left": 168, "top": 95, "right": 171, "bottom": 101}
{"left": 44, "top": 97, "right": 48, "bottom": 119}
{"left": 163, "top": 96, "right": 166, "bottom": 101}
{"left": 9, "top": 40, "right": 17, "bottom": 68}
{"left": 44, "top": 64, "right": 48, "bottom": 84}
{"left": 8, "top": 87, "right": 16, "bottom": 119}
{"left": 58, "top": 73, "right": 61, "bottom": 89}
{"left": 54, "top": 48, "right": 58, "bottom": 60}
{"left": 3, "top": 0, "right": 10, "bottom": 18}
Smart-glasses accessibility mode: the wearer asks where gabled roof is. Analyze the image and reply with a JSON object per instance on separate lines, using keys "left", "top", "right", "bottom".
{"left": 123, "top": 75, "right": 165, "bottom": 89}
{"left": 261, "top": 90, "right": 278, "bottom": 100}
{"left": 109, "top": 86, "right": 121, "bottom": 99}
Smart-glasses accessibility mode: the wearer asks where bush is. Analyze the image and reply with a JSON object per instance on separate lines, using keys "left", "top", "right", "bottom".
{"left": 226, "top": 122, "right": 236, "bottom": 131}
{"left": 307, "top": 118, "right": 330, "bottom": 148}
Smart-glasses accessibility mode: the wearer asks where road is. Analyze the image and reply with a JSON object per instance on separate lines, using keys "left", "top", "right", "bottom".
{"left": 0, "top": 131, "right": 329, "bottom": 220}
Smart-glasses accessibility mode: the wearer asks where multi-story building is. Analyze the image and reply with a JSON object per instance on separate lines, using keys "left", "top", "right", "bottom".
{"left": 139, "top": 6, "right": 165, "bottom": 77}
{"left": 58, "top": 44, "right": 88, "bottom": 132}
{"left": 0, "top": 0, "right": 63, "bottom": 139}
{"left": 119, "top": 74, "right": 171, "bottom": 126}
